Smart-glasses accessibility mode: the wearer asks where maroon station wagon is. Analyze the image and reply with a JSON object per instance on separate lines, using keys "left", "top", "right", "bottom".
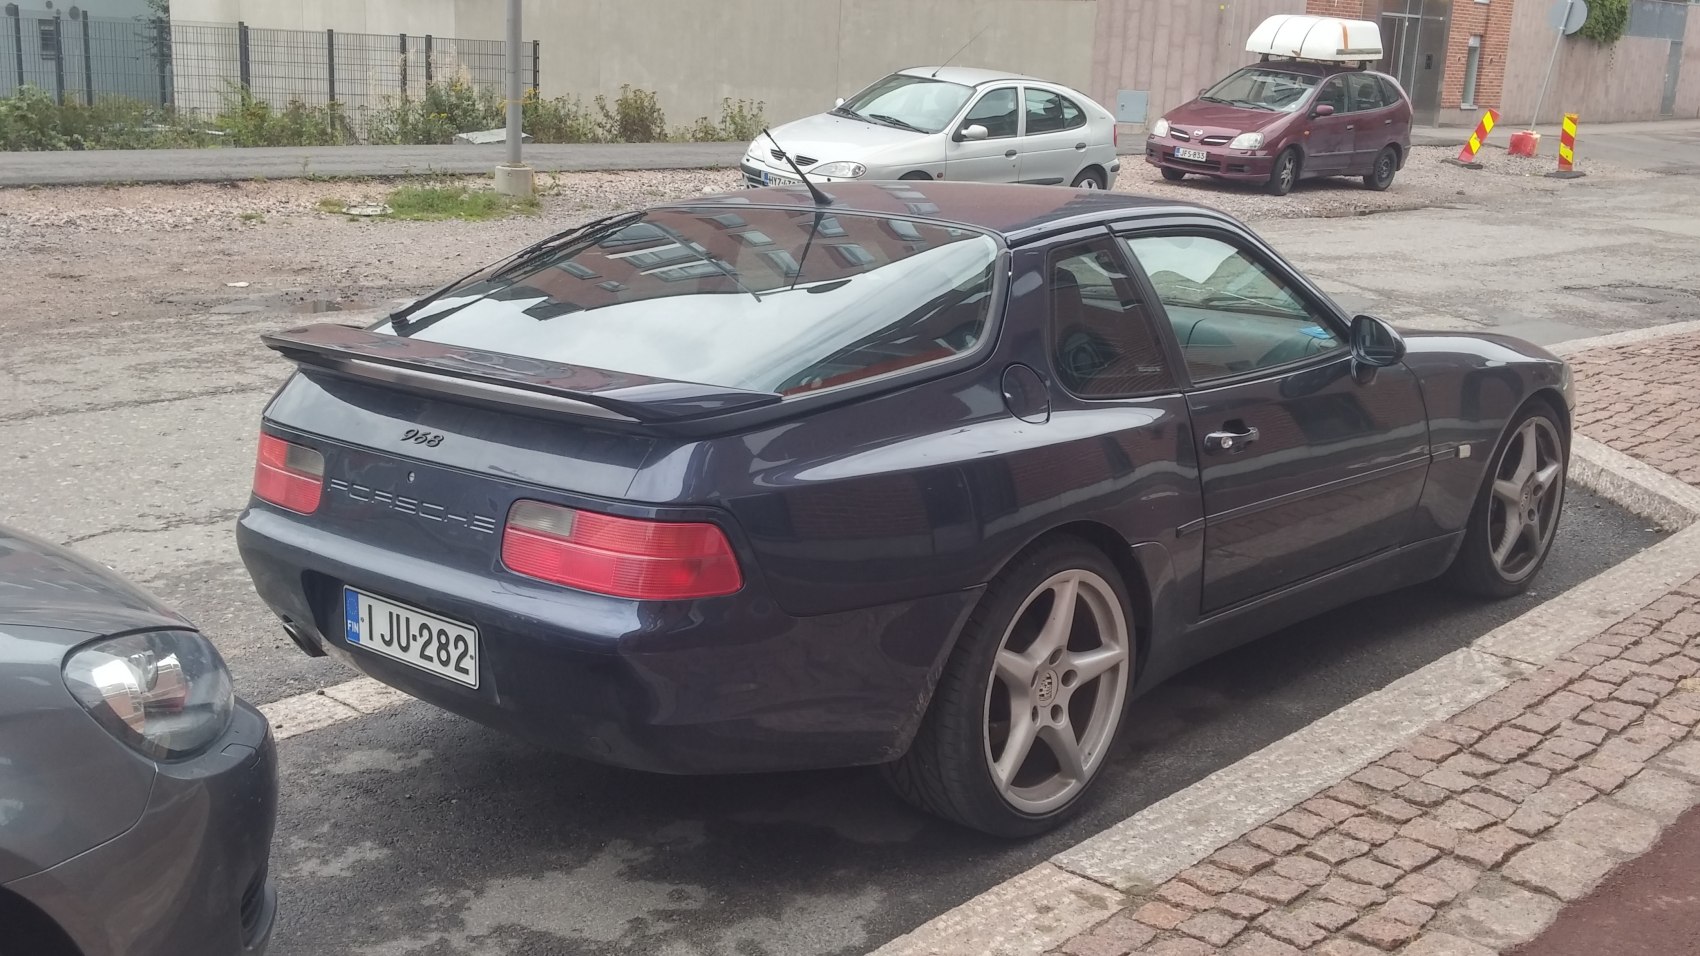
{"left": 1145, "top": 60, "right": 1413, "bottom": 196}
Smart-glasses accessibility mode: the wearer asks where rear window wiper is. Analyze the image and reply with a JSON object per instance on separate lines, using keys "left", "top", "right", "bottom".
{"left": 388, "top": 210, "right": 647, "bottom": 331}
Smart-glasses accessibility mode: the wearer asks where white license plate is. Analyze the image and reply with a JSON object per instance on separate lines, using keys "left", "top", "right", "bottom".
{"left": 1175, "top": 146, "right": 1209, "bottom": 162}
{"left": 343, "top": 587, "right": 479, "bottom": 687}
{"left": 762, "top": 170, "right": 800, "bottom": 186}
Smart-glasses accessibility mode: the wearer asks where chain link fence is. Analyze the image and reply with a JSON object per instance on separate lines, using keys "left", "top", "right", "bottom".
{"left": 2, "top": 6, "right": 537, "bottom": 132}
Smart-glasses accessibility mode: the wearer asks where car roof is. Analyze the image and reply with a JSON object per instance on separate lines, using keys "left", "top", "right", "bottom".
{"left": 670, "top": 181, "right": 1227, "bottom": 243}
{"left": 1240, "top": 59, "right": 1394, "bottom": 78}
{"left": 897, "top": 65, "right": 1045, "bottom": 87}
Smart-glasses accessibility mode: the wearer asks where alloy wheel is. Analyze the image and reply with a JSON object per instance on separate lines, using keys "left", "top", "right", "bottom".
{"left": 982, "top": 569, "right": 1131, "bottom": 814}
{"left": 1487, "top": 417, "right": 1564, "bottom": 580}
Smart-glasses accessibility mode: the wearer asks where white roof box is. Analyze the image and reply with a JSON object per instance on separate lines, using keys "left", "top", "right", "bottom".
{"left": 1246, "top": 14, "right": 1384, "bottom": 63}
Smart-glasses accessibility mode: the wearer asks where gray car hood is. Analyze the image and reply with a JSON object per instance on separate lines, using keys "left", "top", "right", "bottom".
{"left": 0, "top": 524, "right": 188, "bottom": 641}
{"left": 766, "top": 111, "right": 936, "bottom": 163}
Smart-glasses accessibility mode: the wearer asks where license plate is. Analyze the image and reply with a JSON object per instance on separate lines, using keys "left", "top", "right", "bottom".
{"left": 762, "top": 170, "right": 800, "bottom": 186}
{"left": 343, "top": 587, "right": 479, "bottom": 687}
{"left": 1175, "top": 146, "right": 1209, "bottom": 162}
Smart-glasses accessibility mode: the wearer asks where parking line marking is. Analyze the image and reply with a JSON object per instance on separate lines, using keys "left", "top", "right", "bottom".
{"left": 260, "top": 677, "right": 409, "bottom": 741}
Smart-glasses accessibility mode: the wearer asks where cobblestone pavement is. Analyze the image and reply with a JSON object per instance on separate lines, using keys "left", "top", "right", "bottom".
{"left": 1047, "top": 337, "right": 1700, "bottom": 955}
{"left": 1569, "top": 329, "right": 1700, "bottom": 488}
{"left": 1052, "top": 582, "right": 1700, "bottom": 956}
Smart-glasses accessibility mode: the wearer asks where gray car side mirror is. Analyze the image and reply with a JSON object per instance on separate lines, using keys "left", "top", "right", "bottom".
{"left": 957, "top": 124, "right": 990, "bottom": 142}
{"left": 835, "top": 97, "right": 845, "bottom": 108}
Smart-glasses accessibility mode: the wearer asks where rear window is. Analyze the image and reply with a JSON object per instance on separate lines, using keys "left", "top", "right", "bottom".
{"left": 385, "top": 206, "right": 1001, "bottom": 396}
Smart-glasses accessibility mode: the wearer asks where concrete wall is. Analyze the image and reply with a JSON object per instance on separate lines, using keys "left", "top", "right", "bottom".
{"left": 1090, "top": 0, "right": 1305, "bottom": 128}
{"left": 170, "top": 0, "right": 1101, "bottom": 126}
{"left": 1498, "top": 0, "right": 1698, "bottom": 125}
{"left": 1677, "top": 14, "right": 1700, "bottom": 120}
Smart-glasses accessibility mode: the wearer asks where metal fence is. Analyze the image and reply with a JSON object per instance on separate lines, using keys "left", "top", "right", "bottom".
{"left": 2, "top": 7, "right": 537, "bottom": 126}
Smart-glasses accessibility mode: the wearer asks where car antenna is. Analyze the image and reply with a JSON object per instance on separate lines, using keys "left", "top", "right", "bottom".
{"left": 932, "top": 25, "right": 990, "bottom": 77}
{"left": 761, "top": 128, "right": 832, "bottom": 207}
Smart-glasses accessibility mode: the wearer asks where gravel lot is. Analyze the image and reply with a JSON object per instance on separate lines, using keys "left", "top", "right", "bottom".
{"left": 0, "top": 144, "right": 1654, "bottom": 344}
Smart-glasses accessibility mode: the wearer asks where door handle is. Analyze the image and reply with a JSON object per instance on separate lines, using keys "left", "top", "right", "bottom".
{"left": 1005, "top": 149, "right": 1018, "bottom": 158}
{"left": 1074, "top": 142, "right": 1087, "bottom": 150}
{"left": 1345, "top": 124, "right": 1355, "bottom": 131}
{"left": 1385, "top": 118, "right": 1394, "bottom": 125}
{"left": 1204, "top": 424, "right": 1260, "bottom": 454}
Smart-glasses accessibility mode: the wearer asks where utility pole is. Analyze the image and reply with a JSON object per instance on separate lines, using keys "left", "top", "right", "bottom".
{"left": 494, "top": 0, "right": 535, "bottom": 198}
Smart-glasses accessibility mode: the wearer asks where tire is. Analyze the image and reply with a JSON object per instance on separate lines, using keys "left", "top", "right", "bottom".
{"left": 899, "top": 171, "right": 933, "bottom": 181}
{"left": 1160, "top": 168, "right": 1186, "bottom": 182}
{"left": 1071, "top": 168, "right": 1107, "bottom": 190}
{"left": 1364, "top": 145, "right": 1399, "bottom": 191}
{"left": 882, "top": 538, "right": 1136, "bottom": 837}
{"left": 1266, "top": 147, "right": 1301, "bottom": 196}
{"left": 1444, "top": 400, "right": 1568, "bottom": 598}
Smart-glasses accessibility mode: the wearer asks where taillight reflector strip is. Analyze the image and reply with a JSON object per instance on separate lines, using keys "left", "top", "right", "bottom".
{"left": 502, "top": 500, "right": 743, "bottom": 600}
{"left": 253, "top": 433, "right": 325, "bottom": 514}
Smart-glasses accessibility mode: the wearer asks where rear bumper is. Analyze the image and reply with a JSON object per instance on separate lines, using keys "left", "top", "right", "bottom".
{"left": 1144, "top": 137, "right": 1276, "bottom": 182}
{"left": 5, "top": 704, "right": 278, "bottom": 956}
{"left": 236, "top": 506, "right": 979, "bottom": 775}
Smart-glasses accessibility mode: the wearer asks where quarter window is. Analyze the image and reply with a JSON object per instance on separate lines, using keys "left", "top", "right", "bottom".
{"left": 1024, "top": 89, "right": 1086, "bottom": 134}
{"left": 1048, "top": 242, "right": 1177, "bottom": 397}
{"left": 964, "top": 88, "right": 1020, "bottom": 139}
{"left": 1122, "top": 234, "right": 1341, "bottom": 383}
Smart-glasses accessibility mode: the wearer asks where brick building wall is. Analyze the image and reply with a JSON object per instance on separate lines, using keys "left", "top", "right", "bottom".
{"left": 1307, "top": 0, "right": 1367, "bottom": 17}
{"left": 1439, "top": 0, "right": 1516, "bottom": 110}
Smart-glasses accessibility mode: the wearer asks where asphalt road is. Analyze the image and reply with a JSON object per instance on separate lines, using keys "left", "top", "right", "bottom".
{"left": 264, "top": 492, "right": 1659, "bottom": 956}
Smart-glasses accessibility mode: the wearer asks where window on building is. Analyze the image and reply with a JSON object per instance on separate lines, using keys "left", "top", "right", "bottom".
{"left": 1462, "top": 36, "right": 1483, "bottom": 107}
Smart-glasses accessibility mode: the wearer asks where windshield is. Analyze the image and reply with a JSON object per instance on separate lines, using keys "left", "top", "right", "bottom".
{"left": 837, "top": 74, "right": 975, "bottom": 134}
{"left": 383, "top": 207, "right": 1000, "bottom": 396}
{"left": 1201, "top": 68, "right": 1319, "bottom": 113}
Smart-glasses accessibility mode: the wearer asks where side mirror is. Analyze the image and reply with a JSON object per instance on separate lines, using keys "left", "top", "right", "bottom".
{"left": 957, "top": 124, "right": 990, "bottom": 142}
{"left": 1198, "top": 88, "right": 1208, "bottom": 97}
{"left": 1351, "top": 314, "right": 1406, "bottom": 369}
{"left": 1313, "top": 104, "right": 1336, "bottom": 117}
{"left": 835, "top": 97, "right": 845, "bottom": 108}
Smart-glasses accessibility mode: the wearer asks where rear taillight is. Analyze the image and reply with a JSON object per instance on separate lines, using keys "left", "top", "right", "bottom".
{"left": 501, "top": 500, "right": 743, "bottom": 600}
{"left": 252, "top": 433, "right": 325, "bottom": 514}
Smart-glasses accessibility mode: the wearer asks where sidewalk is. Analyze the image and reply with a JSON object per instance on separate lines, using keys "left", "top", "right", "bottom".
{"left": 1038, "top": 328, "right": 1700, "bottom": 956}
{"left": 0, "top": 141, "right": 746, "bottom": 187}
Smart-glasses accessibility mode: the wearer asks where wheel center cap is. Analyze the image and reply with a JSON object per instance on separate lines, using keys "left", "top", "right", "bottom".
{"left": 1033, "top": 669, "right": 1058, "bottom": 706}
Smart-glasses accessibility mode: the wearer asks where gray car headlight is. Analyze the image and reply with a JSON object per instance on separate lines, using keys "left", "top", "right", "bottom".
{"left": 64, "top": 629, "right": 235, "bottom": 761}
{"left": 813, "top": 161, "right": 866, "bottom": 178}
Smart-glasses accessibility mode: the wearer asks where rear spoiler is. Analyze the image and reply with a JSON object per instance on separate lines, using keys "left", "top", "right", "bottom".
{"left": 261, "top": 323, "right": 784, "bottom": 424}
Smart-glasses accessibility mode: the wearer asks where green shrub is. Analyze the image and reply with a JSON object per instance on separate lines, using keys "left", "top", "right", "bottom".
{"left": 523, "top": 89, "right": 602, "bottom": 143}
{"left": 213, "top": 86, "right": 355, "bottom": 147}
{"left": 0, "top": 85, "right": 212, "bottom": 150}
{"left": 1578, "top": 0, "right": 1628, "bottom": 44}
{"left": 0, "top": 86, "right": 70, "bottom": 150}
{"left": 365, "top": 76, "right": 505, "bottom": 145}
{"left": 596, "top": 85, "right": 667, "bottom": 143}
{"left": 715, "top": 98, "right": 765, "bottom": 142}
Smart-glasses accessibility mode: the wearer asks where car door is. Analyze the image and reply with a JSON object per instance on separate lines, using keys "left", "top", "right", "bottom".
{"left": 945, "top": 86, "right": 1021, "bottom": 183}
{"left": 1017, "top": 87, "right": 1090, "bottom": 186}
{"left": 1345, "top": 72, "right": 1395, "bottom": 172}
{"left": 1302, "top": 75, "right": 1354, "bottom": 175}
{"left": 1120, "top": 227, "right": 1430, "bottom": 614}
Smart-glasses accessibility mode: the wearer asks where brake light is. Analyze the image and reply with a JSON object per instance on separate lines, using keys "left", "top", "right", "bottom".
{"left": 252, "top": 433, "right": 325, "bottom": 514}
{"left": 502, "top": 500, "right": 743, "bottom": 600}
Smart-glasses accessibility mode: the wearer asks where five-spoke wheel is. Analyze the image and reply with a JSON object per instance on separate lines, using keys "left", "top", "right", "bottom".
{"left": 1447, "top": 401, "right": 1568, "bottom": 597}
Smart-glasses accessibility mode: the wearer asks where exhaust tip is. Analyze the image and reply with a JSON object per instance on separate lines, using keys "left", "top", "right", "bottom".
{"left": 279, "top": 616, "right": 327, "bottom": 658}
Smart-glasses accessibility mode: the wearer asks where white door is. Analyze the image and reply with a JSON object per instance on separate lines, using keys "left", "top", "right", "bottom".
{"left": 1017, "top": 87, "right": 1092, "bottom": 186}
{"left": 944, "top": 86, "right": 1021, "bottom": 183}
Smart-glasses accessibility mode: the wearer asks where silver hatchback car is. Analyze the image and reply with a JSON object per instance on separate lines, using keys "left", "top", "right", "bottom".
{"left": 743, "top": 67, "right": 1121, "bottom": 190}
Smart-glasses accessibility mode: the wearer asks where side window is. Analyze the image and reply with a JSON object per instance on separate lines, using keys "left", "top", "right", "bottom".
{"left": 1122, "top": 234, "right": 1341, "bottom": 384}
{"left": 1048, "top": 241, "right": 1177, "bottom": 397}
{"left": 1024, "top": 89, "right": 1086, "bottom": 135}
{"left": 1314, "top": 76, "right": 1347, "bottom": 114}
{"left": 964, "top": 88, "right": 1019, "bottom": 139}
{"left": 1347, "top": 73, "right": 1387, "bottom": 112}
